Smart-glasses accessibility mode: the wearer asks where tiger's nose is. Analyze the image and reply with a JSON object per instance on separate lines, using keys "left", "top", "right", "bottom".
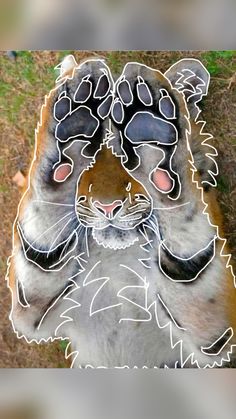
{"left": 93, "top": 200, "right": 123, "bottom": 219}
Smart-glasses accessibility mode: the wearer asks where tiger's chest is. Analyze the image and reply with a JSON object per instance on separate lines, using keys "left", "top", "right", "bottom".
{"left": 61, "top": 240, "right": 180, "bottom": 367}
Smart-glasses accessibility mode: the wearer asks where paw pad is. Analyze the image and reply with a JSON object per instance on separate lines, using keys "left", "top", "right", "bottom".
{"left": 74, "top": 76, "right": 92, "bottom": 103}
{"left": 136, "top": 77, "right": 153, "bottom": 106}
{"left": 117, "top": 78, "right": 133, "bottom": 106}
{"left": 54, "top": 93, "right": 71, "bottom": 121}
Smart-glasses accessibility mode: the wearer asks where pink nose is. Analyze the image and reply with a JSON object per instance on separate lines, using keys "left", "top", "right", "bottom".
{"left": 93, "top": 200, "right": 123, "bottom": 218}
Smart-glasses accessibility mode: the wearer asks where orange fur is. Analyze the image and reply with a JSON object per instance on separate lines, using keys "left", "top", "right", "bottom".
{"left": 78, "top": 146, "right": 147, "bottom": 204}
{"left": 8, "top": 252, "right": 16, "bottom": 294}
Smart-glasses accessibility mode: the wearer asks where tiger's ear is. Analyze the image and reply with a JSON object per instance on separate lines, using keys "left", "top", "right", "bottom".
{"left": 164, "top": 58, "right": 210, "bottom": 120}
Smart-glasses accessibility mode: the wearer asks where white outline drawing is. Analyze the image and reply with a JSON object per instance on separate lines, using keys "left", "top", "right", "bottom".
{"left": 201, "top": 327, "right": 233, "bottom": 357}
{"left": 73, "top": 75, "right": 93, "bottom": 104}
{"left": 53, "top": 163, "right": 73, "bottom": 183}
{"left": 151, "top": 167, "right": 174, "bottom": 195}
{"left": 93, "top": 69, "right": 111, "bottom": 100}
{"left": 55, "top": 105, "right": 100, "bottom": 143}
{"left": 111, "top": 98, "right": 124, "bottom": 124}
{"left": 117, "top": 77, "right": 133, "bottom": 106}
{"left": 53, "top": 91, "right": 72, "bottom": 122}
{"left": 136, "top": 76, "right": 153, "bottom": 107}
{"left": 159, "top": 88, "right": 176, "bottom": 120}
{"left": 158, "top": 236, "right": 216, "bottom": 283}
{"left": 124, "top": 111, "right": 178, "bottom": 146}
{"left": 6, "top": 55, "right": 236, "bottom": 369}
{"left": 97, "top": 94, "right": 114, "bottom": 120}
{"left": 17, "top": 222, "right": 79, "bottom": 272}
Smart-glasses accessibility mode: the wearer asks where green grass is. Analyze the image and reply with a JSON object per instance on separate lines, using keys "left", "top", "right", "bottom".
{"left": 0, "top": 80, "right": 12, "bottom": 97}
{"left": 0, "top": 51, "right": 57, "bottom": 148}
{"left": 201, "top": 51, "right": 236, "bottom": 76}
{"left": 106, "top": 52, "right": 124, "bottom": 74}
{"left": 0, "top": 50, "right": 234, "bottom": 128}
{"left": 59, "top": 339, "right": 69, "bottom": 352}
{"left": 0, "top": 185, "right": 8, "bottom": 193}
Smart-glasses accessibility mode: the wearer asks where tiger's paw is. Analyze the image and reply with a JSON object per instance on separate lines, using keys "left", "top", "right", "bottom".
{"left": 48, "top": 57, "right": 114, "bottom": 183}
{"left": 111, "top": 63, "right": 181, "bottom": 198}
{"left": 112, "top": 62, "right": 178, "bottom": 144}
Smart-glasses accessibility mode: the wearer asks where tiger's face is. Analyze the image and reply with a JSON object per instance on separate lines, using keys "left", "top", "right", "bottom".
{"left": 75, "top": 145, "right": 152, "bottom": 249}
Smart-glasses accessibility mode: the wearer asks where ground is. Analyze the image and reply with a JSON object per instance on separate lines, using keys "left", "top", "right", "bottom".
{"left": 0, "top": 51, "right": 235, "bottom": 367}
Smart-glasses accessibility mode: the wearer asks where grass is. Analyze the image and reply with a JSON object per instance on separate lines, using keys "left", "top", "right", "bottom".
{"left": 59, "top": 340, "right": 69, "bottom": 352}
{"left": 0, "top": 51, "right": 57, "bottom": 147}
{"left": 201, "top": 50, "right": 236, "bottom": 76}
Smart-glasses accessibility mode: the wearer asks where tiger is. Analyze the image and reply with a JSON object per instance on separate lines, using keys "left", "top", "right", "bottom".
{"left": 7, "top": 54, "right": 236, "bottom": 368}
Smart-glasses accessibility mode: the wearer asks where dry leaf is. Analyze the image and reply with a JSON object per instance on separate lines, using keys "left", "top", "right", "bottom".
{"left": 12, "top": 171, "right": 26, "bottom": 188}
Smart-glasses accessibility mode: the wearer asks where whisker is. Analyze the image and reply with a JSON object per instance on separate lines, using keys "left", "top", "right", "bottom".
{"left": 85, "top": 227, "right": 90, "bottom": 257}
{"left": 77, "top": 212, "right": 97, "bottom": 220}
{"left": 58, "top": 230, "right": 77, "bottom": 261}
{"left": 121, "top": 215, "right": 143, "bottom": 222}
{"left": 153, "top": 202, "right": 190, "bottom": 211}
{"left": 32, "top": 199, "right": 74, "bottom": 207}
{"left": 24, "top": 211, "right": 74, "bottom": 252}
{"left": 75, "top": 224, "right": 85, "bottom": 241}
{"left": 120, "top": 209, "right": 146, "bottom": 219}
{"left": 47, "top": 217, "right": 73, "bottom": 256}
{"left": 77, "top": 218, "right": 96, "bottom": 226}
{"left": 144, "top": 216, "right": 160, "bottom": 240}
{"left": 76, "top": 203, "right": 96, "bottom": 213}
{"left": 20, "top": 209, "right": 74, "bottom": 233}
{"left": 128, "top": 203, "right": 149, "bottom": 211}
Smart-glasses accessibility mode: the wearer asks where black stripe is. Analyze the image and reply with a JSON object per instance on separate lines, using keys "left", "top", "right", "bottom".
{"left": 201, "top": 328, "right": 233, "bottom": 356}
{"left": 34, "top": 282, "right": 74, "bottom": 329}
{"left": 18, "top": 223, "right": 77, "bottom": 271}
{"left": 158, "top": 293, "right": 183, "bottom": 329}
{"left": 158, "top": 237, "right": 216, "bottom": 283}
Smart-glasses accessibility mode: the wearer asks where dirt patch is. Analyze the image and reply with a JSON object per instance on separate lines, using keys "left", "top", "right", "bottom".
{"left": 0, "top": 51, "right": 235, "bottom": 367}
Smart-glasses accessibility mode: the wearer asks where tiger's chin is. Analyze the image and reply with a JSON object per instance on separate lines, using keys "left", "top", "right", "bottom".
{"left": 92, "top": 226, "right": 139, "bottom": 250}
